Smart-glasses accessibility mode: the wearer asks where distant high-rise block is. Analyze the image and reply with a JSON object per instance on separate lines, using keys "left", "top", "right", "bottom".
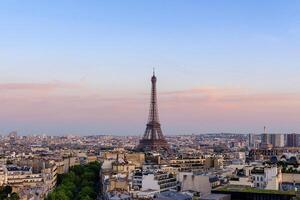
{"left": 286, "top": 133, "right": 299, "bottom": 147}
{"left": 260, "top": 129, "right": 273, "bottom": 149}
{"left": 248, "top": 133, "right": 254, "bottom": 148}
{"left": 269, "top": 134, "right": 284, "bottom": 147}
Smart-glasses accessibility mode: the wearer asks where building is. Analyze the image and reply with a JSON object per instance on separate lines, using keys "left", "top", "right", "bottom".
{"left": 106, "top": 191, "right": 132, "bottom": 200}
{"left": 270, "top": 134, "right": 284, "bottom": 148}
{"left": 100, "top": 155, "right": 137, "bottom": 194}
{"left": 213, "top": 185, "right": 296, "bottom": 200}
{"left": 248, "top": 133, "right": 255, "bottom": 148}
{"left": 261, "top": 127, "right": 269, "bottom": 147}
{"left": 132, "top": 169, "right": 177, "bottom": 197}
{"left": 251, "top": 166, "right": 281, "bottom": 190}
{"left": 0, "top": 165, "right": 6, "bottom": 186}
{"left": 178, "top": 172, "right": 213, "bottom": 197}
{"left": 248, "top": 133, "right": 260, "bottom": 149}
{"left": 169, "top": 156, "right": 205, "bottom": 172}
{"left": 204, "top": 156, "right": 223, "bottom": 170}
{"left": 201, "top": 194, "right": 231, "bottom": 200}
{"left": 0, "top": 162, "right": 58, "bottom": 199}
{"left": 156, "top": 191, "right": 192, "bottom": 200}
{"left": 5, "top": 165, "right": 43, "bottom": 187}
{"left": 260, "top": 127, "right": 273, "bottom": 149}
{"left": 286, "top": 133, "right": 299, "bottom": 147}
{"left": 138, "top": 71, "right": 169, "bottom": 151}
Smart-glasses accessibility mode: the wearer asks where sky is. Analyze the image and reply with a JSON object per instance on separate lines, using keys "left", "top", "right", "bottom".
{"left": 1, "top": 0, "right": 300, "bottom": 135}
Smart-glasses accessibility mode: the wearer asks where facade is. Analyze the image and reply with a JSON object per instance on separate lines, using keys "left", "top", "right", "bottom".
{"left": 213, "top": 188, "right": 295, "bottom": 200}
{"left": 260, "top": 128, "right": 273, "bottom": 149}
{"left": 101, "top": 158, "right": 136, "bottom": 194}
{"left": 251, "top": 166, "right": 281, "bottom": 190}
{"left": 204, "top": 156, "right": 224, "bottom": 170}
{"left": 270, "top": 134, "right": 285, "bottom": 148}
{"left": 178, "top": 172, "right": 211, "bottom": 196}
{"left": 0, "top": 163, "right": 57, "bottom": 199}
{"left": 248, "top": 133, "right": 255, "bottom": 148}
{"left": 169, "top": 156, "right": 205, "bottom": 172}
{"left": 248, "top": 133, "right": 260, "bottom": 149}
{"left": 261, "top": 127, "right": 270, "bottom": 149}
{"left": 5, "top": 166, "right": 43, "bottom": 187}
{"left": 286, "top": 133, "right": 299, "bottom": 147}
{"left": 282, "top": 173, "right": 300, "bottom": 191}
{"left": 132, "top": 169, "right": 177, "bottom": 196}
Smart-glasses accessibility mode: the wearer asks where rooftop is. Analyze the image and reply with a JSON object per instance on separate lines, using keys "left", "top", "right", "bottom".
{"left": 214, "top": 185, "right": 296, "bottom": 195}
{"left": 157, "top": 191, "right": 191, "bottom": 200}
{"left": 6, "top": 165, "right": 31, "bottom": 172}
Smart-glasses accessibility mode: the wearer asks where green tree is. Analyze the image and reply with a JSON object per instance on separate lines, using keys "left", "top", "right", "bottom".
{"left": 79, "top": 195, "right": 93, "bottom": 200}
{"left": 54, "top": 190, "right": 69, "bottom": 200}
{"left": 46, "top": 162, "right": 101, "bottom": 200}
{"left": 79, "top": 186, "right": 96, "bottom": 199}
{"left": 9, "top": 192, "right": 20, "bottom": 200}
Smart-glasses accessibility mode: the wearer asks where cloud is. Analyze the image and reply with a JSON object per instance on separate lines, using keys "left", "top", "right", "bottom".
{"left": 160, "top": 86, "right": 300, "bottom": 105}
{"left": 0, "top": 81, "right": 147, "bottom": 124}
{"left": 1, "top": 82, "right": 300, "bottom": 134}
{"left": 0, "top": 81, "right": 80, "bottom": 92}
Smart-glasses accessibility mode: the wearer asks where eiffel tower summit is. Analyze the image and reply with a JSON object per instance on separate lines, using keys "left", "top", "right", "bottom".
{"left": 138, "top": 70, "right": 170, "bottom": 151}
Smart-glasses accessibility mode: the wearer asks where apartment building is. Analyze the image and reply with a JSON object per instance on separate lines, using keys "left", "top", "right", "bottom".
{"left": 132, "top": 169, "right": 177, "bottom": 197}
{"left": 251, "top": 166, "right": 282, "bottom": 190}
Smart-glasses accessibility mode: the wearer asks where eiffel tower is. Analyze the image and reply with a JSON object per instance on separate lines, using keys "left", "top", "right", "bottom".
{"left": 138, "top": 70, "right": 169, "bottom": 151}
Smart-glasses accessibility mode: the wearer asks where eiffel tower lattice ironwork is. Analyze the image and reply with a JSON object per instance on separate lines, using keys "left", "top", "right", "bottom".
{"left": 138, "top": 70, "right": 169, "bottom": 151}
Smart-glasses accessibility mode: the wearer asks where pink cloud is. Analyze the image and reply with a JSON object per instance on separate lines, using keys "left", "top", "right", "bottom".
{"left": 0, "top": 81, "right": 80, "bottom": 91}
{"left": 160, "top": 87, "right": 300, "bottom": 105}
{"left": 1, "top": 82, "right": 300, "bottom": 133}
{"left": 157, "top": 87, "right": 300, "bottom": 130}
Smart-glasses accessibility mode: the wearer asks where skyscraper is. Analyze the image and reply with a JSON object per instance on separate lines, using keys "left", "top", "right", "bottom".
{"left": 260, "top": 126, "right": 273, "bottom": 149}
{"left": 137, "top": 71, "right": 169, "bottom": 151}
{"left": 269, "top": 134, "right": 284, "bottom": 147}
{"left": 286, "top": 133, "right": 299, "bottom": 147}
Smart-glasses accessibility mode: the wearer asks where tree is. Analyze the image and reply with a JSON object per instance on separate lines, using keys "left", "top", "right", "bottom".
{"left": 2, "top": 186, "right": 12, "bottom": 195}
{"left": 79, "top": 195, "right": 93, "bottom": 200}
{"left": 79, "top": 186, "right": 96, "bottom": 199}
{"left": 46, "top": 162, "right": 101, "bottom": 200}
{"left": 54, "top": 190, "right": 69, "bottom": 200}
{"left": 0, "top": 186, "right": 19, "bottom": 200}
{"left": 9, "top": 192, "right": 20, "bottom": 200}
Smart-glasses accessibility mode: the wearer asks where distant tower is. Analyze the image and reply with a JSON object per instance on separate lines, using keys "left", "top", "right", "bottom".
{"left": 138, "top": 70, "right": 169, "bottom": 151}
{"left": 261, "top": 126, "right": 268, "bottom": 145}
{"left": 261, "top": 126, "right": 272, "bottom": 149}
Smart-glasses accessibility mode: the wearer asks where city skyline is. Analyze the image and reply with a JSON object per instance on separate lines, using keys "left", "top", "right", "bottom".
{"left": 1, "top": 1, "right": 300, "bottom": 135}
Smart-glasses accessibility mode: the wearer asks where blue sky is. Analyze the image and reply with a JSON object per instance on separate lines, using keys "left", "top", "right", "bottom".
{"left": 0, "top": 1, "right": 300, "bottom": 135}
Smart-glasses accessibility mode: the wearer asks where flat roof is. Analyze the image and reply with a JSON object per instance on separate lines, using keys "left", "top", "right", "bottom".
{"left": 214, "top": 185, "right": 296, "bottom": 195}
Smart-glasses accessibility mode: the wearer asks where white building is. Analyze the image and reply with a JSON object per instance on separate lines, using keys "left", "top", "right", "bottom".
{"left": 251, "top": 166, "right": 281, "bottom": 190}
{"left": 270, "top": 134, "right": 284, "bottom": 148}
{"left": 0, "top": 165, "right": 6, "bottom": 186}
{"left": 5, "top": 165, "right": 43, "bottom": 187}
{"left": 132, "top": 169, "right": 177, "bottom": 198}
{"left": 0, "top": 164, "right": 57, "bottom": 199}
{"left": 177, "top": 172, "right": 212, "bottom": 196}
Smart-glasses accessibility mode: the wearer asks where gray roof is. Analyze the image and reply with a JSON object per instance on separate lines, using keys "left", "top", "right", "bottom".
{"left": 156, "top": 191, "right": 192, "bottom": 200}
